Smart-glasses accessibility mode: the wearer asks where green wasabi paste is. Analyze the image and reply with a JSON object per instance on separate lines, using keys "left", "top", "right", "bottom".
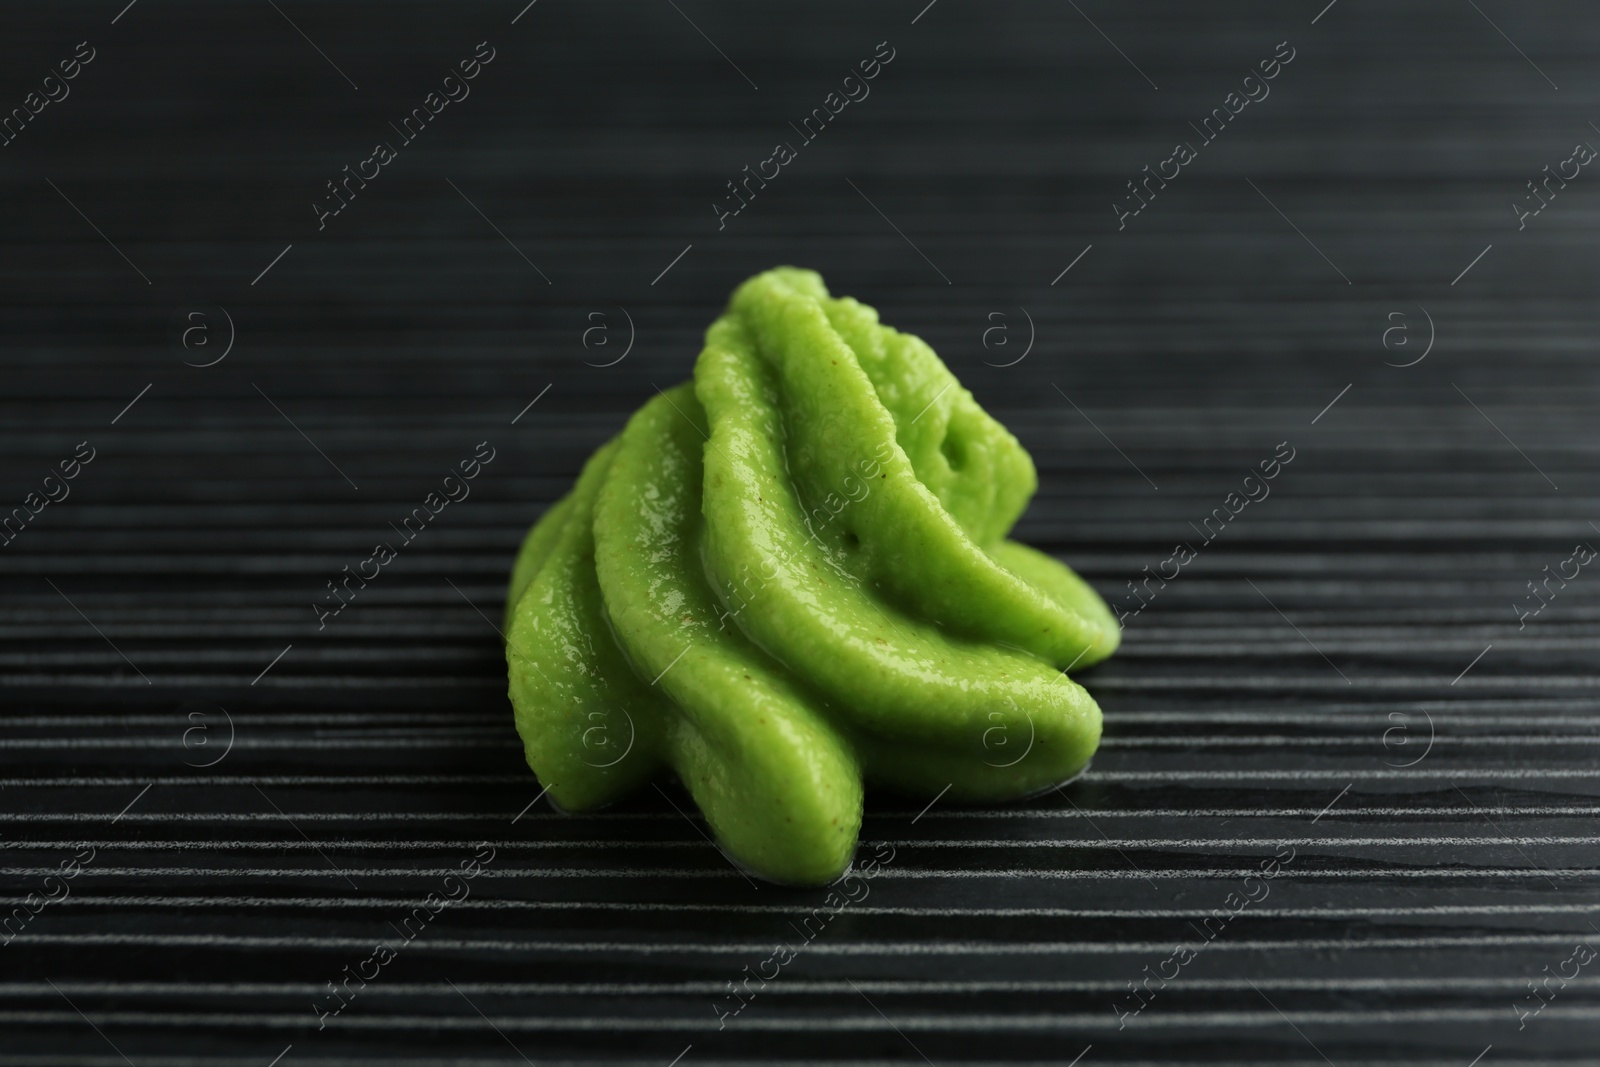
{"left": 505, "top": 267, "right": 1118, "bottom": 884}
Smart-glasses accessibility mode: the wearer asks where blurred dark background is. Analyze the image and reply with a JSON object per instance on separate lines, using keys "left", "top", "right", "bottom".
{"left": 3, "top": 1, "right": 1599, "bottom": 1063}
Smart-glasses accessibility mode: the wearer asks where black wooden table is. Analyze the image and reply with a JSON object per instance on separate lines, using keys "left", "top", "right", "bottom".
{"left": 4, "top": 1, "right": 1598, "bottom": 1063}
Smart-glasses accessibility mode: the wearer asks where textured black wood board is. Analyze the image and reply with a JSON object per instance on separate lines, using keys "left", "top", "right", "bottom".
{"left": 2, "top": 0, "right": 1599, "bottom": 1063}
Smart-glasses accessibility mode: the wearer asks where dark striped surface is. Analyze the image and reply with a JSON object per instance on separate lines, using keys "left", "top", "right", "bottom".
{"left": 3, "top": 1, "right": 1599, "bottom": 1062}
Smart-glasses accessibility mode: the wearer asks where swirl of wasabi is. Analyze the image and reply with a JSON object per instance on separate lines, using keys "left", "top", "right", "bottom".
{"left": 505, "top": 268, "right": 1119, "bottom": 884}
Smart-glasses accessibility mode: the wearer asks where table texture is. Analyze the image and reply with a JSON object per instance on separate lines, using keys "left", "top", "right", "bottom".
{"left": 3, "top": 1, "right": 1599, "bottom": 1063}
